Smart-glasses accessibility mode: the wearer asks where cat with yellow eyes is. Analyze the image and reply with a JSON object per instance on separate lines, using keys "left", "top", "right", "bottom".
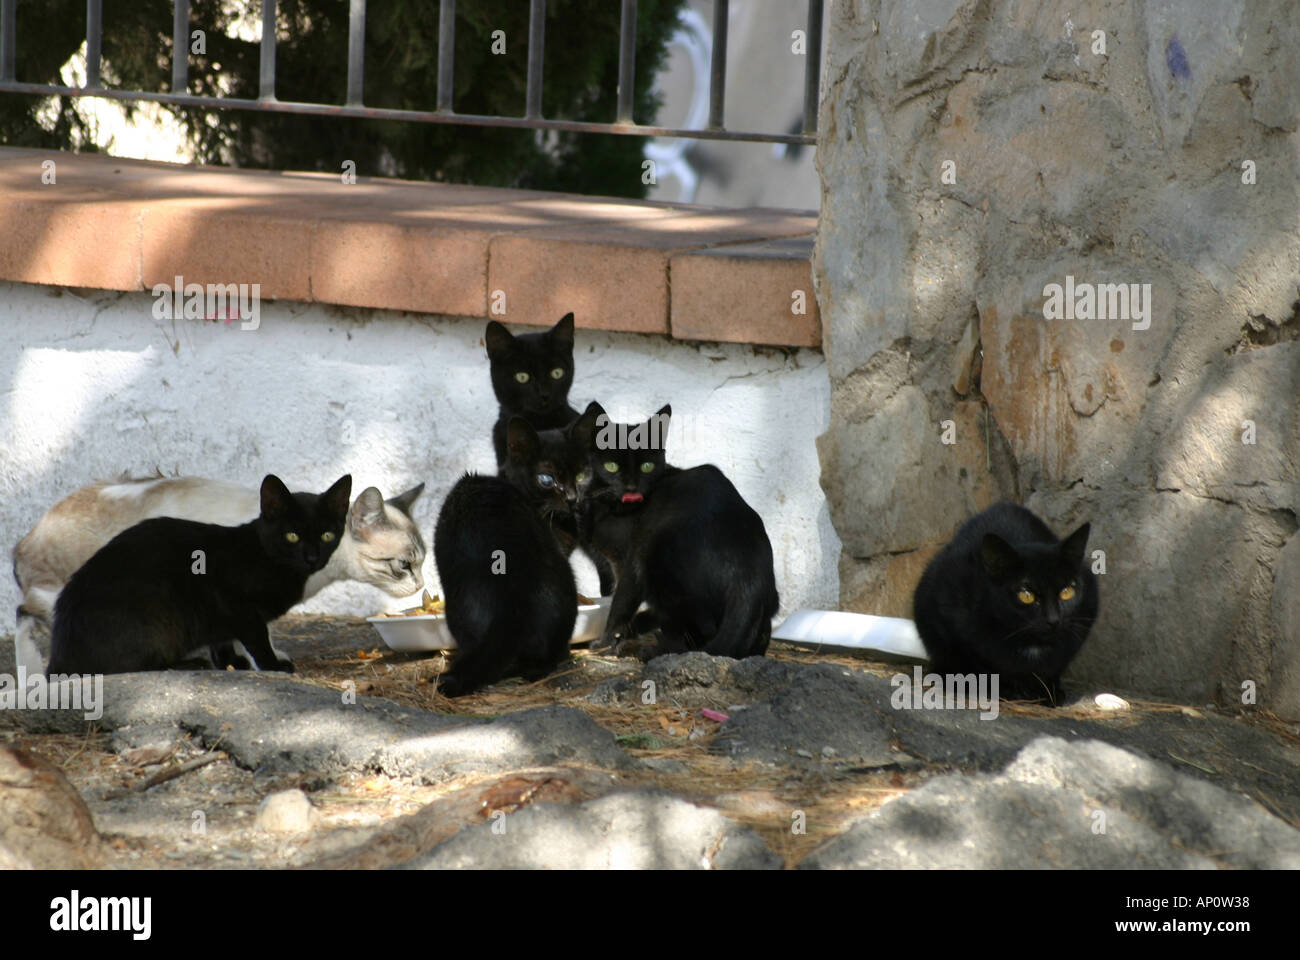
{"left": 912, "top": 501, "right": 1099, "bottom": 705}
{"left": 46, "top": 475, "right": 351, "bottom": 676}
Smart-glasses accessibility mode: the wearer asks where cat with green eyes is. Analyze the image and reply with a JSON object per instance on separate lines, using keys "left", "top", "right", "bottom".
{"left": 484, "top": 313, "right": 616, "bottom": 593}
{"left": 46, "top": 474, "right": 352, "bottom": 676}
{"left": 485, "top": 313, "right": 579, "bottom": 469}
{"left": 570, "top": 402, "right": 780, "bottom": 661}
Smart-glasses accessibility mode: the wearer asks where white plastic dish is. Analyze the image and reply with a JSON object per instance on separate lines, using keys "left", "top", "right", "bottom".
{"left": 367, "top": 597, "right": 612, "bottom": 652}
{"left": 771, "top": 609, "right": 929, "bottom": 662}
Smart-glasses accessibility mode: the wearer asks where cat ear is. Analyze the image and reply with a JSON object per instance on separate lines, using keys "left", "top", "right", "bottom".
{"left": 350, "top": 486, "right": 387, "bottom": 531}
{"left": 386, "top": 482, "right": 424, "bottom": 516}
{"left": 980, "top": 533, "right": 1020, "bottom": 580}
{"left": 259, "top": 474, "right": 293, "bottom": 521}
{"left": 649, "top": 404, "right": 671, "bottom": 449}
{"left": 506, "top": 417, "right": 540, "bottom": 464}
{"left": 550, "top": 312, "right": 575, "bottom": 346}
{"left": 321, "top": 474, "right": 353, "bottom": 520}
{"left": 572, "top": 401, "right": 605, "bottom": 448}
{"left": 485, "top": 321, "right": 513, "bottom": 358}
{"left": 1060, "top": 522, "right": 1091, "bottom": 567}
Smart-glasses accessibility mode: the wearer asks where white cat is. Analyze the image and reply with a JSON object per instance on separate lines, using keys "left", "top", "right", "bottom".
{"left": 12, "top": 475, "right": 426, "bottom": 672}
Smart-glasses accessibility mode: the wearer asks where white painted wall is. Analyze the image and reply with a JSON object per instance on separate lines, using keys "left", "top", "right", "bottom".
{"left": 0, "top": 281, "right": 839, "bottom": 632}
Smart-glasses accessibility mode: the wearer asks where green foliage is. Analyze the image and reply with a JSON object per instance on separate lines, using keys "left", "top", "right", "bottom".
{"left": 0, "top": 0, "right": 686, "bottom": 197}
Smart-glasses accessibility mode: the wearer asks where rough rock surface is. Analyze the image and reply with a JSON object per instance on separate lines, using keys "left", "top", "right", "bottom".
{"left": 814, "top": 0, "right": 1300, "bottom": 708}
{"left": 3, "top": 625, "right": 1299, "bottom": 868}
{"left": 593, "top": 652, "right": 1300, "bottom": 822}
{"left": 13, "top": 671, "right": 636, "bottom": 783}
{"left": 801, "top": 737, "right": 1300, "bottom": 869}
{"left": 709, "top": 665, "right": 898, "bottom": 769}
{"left": 0, "top": 745, "right": 102, "bottom": 869}
{"left": 403, "top": 790, "right": 781, "bottom": 870}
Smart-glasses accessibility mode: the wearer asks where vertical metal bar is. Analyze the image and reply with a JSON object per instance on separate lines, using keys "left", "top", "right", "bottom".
{"left": 708, "top": 0, "right": 728, "bottom": 129}
{"left": 0, "top": 0, "right": 15, "bottom": 83}
{"left": 525, "top": 0, "right": 545, "bottom": 119}
{"left": 85, "top": 0, "right": 102, "bottom": 88}
{"left": 346, "top": 0, "right": 366, "bottom": 106}
{"left": 802, "top": 0, "right": 823, "bottom": 135}
{"left": 172, "top": 0, "right": 189, "bottom": 94}
{"left": 259, "top": 0, "right": 276, "bottom": 100}
{"left": 437, "top": 0, "right": 456, "bottom": 113}
{"left": 616, "top": 0, "right": 637, "bottom": 123}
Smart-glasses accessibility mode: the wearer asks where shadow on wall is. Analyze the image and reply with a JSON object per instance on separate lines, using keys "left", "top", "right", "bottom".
{"left": 812, "top": 0, "right": 1300, "bottom": 708}
{"left": 0, "top": 281, "right": 838, "bottom": 632}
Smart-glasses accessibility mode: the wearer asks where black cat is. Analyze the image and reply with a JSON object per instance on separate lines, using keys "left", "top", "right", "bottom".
{"left": 498, "top": 416, "right": 588, "bottom": 550}
{"left": 47, "top": 474, "right": 351, "bottom": 676}
{"left": 484, "top": 313, "right": 615, "bottom": 594}
{"left": 432, "top": 418, "right": 578, "bottom": 697}
{"left": 572, "top": 402, "right": 779, "bottom": 661}
{"left": 911, "top": 501, "right": 1099, "bottom": 705}
{"left": 570, "top": 401, "right": 670, "bottom": 584}
{"left": 486, "top": 313, "right": 579, "bottom": 469}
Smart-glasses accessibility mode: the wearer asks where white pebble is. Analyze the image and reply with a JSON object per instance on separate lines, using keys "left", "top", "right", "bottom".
{"left": 1094, "top": 693, "right": 1130, "bottom": 711}
{"left": 256, "top": 789, "right": 317, "bottom": 833}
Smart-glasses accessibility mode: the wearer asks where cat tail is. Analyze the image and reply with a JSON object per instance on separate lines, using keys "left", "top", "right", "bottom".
{"left": 704, "top": 584, "right": 777, "bottom": 659}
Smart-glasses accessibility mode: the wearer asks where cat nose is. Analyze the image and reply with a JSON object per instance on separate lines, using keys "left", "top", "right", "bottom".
{"left": 1045, "top": 603, "right": 1061, "bottom": 626}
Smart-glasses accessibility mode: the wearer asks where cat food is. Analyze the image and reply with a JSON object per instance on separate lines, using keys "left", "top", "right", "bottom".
{"left": 367, "top": 595, "right": 611, "bottom": 652}
{"left": 380, "top": 591, "right": 599, "bottom": 618}
{"left": 377, "top": 591, "right": 446, "bottom": 617}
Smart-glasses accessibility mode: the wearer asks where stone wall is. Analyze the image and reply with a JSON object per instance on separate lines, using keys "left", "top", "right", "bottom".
{"left": 814, "top": 0, "right": 1299, "bottom": 708}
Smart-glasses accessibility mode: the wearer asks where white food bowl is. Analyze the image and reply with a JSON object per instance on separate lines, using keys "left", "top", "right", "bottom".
{"left": 367, "top": 597, "right": 611, "bottom": 653}
{"left": 771, "top": 609, "right": 929, "bottom": 662}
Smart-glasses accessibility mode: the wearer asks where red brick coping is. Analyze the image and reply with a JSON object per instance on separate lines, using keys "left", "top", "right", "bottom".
{"left": 0, "top": 148, "right": 821, "bottom": 348}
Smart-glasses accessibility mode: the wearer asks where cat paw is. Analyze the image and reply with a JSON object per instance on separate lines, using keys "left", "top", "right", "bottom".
{"left": 270, "top": 658, "right": 295, "bottom": 674}
{"left": 436, "top": 673, "right": 467, "bottom": 698}
{"left": 616, "top": 635, "right": 662, "bottom": 662}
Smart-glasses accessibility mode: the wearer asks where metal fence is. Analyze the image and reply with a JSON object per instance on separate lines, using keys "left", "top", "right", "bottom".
{"left": 0, "top": 0, "right": 822, "bottom": 146}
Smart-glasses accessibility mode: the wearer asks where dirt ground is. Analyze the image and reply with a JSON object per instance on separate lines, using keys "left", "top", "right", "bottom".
{"left": 5, "top": 615, "right": 1299, "bottom": 869}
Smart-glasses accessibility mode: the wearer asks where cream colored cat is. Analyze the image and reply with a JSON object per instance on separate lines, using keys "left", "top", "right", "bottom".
{"left": 12, "top": 475, "right": 426, "bottom": 672}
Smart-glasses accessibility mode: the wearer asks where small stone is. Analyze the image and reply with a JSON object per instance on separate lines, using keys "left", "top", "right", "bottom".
{"left": 122, "top": 744, "right": 174, "bottom": 767}
{"left": 1093, "top": 693, "right": 1130, "bottom": 711}
{"left": 821, "top": 746, "right": 837, "bottom": 759}
{"left": 256, "top": 789, "right": 317, "bottom": 833}
{"left": 795, "top": 748, "right": 814, "bottom": 759}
